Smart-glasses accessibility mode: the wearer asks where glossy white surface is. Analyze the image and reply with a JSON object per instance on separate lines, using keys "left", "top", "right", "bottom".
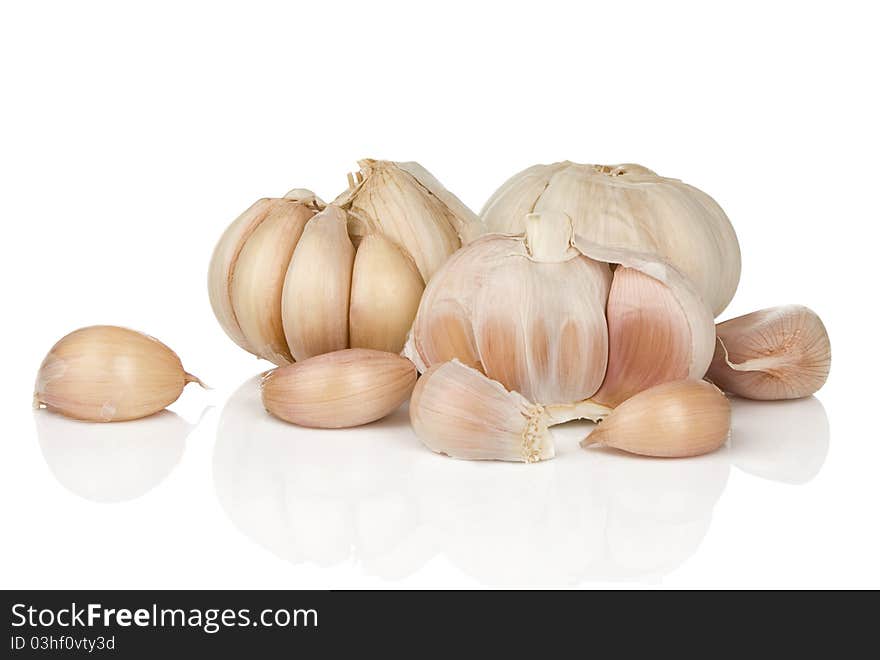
{"left": 1, "top": 0, "right": 877, "bottom": 589}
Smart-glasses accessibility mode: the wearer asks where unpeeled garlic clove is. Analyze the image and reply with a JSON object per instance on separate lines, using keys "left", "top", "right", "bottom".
{"left": 349, "top": 233, "right": 425, "bottom": 354}
{"left": 576, "top": 238, "right": 717, "bottom": 409}
{"left": 230, "top": 200, "right": 314, "bottom": 365}
{"left": 34, "top": 326, "right": 205, "bottom": 422}
{"left": 208, "top": 195, "right": 319, "bottom": 360}
{"left": 581, "top": 380, "right": 730, "bottom": 458}
{"left": 261, "top": 348, "right": 416, "bottom": 428}
{"left": 409, "top": 360, "right": 555, "bottom": 463}
{"left": 281, "top": 205, "right": 355, "bottom": 361}
{"left": 707, "top": 305, "right": 831, "bottom": 400}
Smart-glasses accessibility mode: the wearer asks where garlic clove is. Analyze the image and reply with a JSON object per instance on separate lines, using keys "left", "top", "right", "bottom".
{"left": 261, "top": 348, "right": 416, "bottom": 428}
{"left": 34, "top": 326, "right": 205, "bottom": 422}
{"left": 582, "top": 380, "right": 731, "bottom": 458}
{"left": 207, "top": 198, "right": 275, "bottom": 354}
{"left": 482, "top": 162, "right": 740, "bottom": 316}
{"left": 576, "top": 238, "right": 716, "bottom": 408}
{"left": 472, "top": 213, "right": 611, "bottom": 405}
{"left": 592, "top": 266, "right": 694, "bottom": 406}
{"left": 349, "top": 233, "right": 425, "bottom": 354}
{"left": 281, "top": 205, "right": 355, "bottom": 361}
{"left": 333, "top": 159, "right": 477, "bottom": 282}
{"left": 410, "top": 360, "right": 555, "bottom": 463}
{"left": 227, "top": 200, "right": 315, "bottom": 364}
{"left": 707, "top": 305, "right": 831, "bottom": 400}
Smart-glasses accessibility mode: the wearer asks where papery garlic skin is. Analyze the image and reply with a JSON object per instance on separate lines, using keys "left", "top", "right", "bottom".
{"left": 261, "top": 349, "right": 416, "bottom": 428}
{"left": 472, "top": 213, "right": 611, "bottom": 404}
{"left": 34, "top": 326, "right": 204, "bottom": 422}
{"left": 707, "top": 305, "right": 831, "bottom": 400}
{"left": 209, "top": 160, "right": 479, "bottom": 364}
{"left": 481, "top": 162, "right": 740, "bottom": 316}
{"left": 410, "top": 360, "right": 554, "bottom": 463}
{"left": 334, "top": 159, "right": 481, "bottom": 281}
{"left": 582, "top": 380, "right": 731, "bottom": 458}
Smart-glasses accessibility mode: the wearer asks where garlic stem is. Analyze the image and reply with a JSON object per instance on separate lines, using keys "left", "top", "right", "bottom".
{"left": 184, "top": 372, "right": 209, "bottom": 389}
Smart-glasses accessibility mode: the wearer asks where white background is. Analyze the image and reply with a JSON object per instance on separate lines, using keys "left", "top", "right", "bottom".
{"left": 1, "top": 0, "right": 877, "bottom": 589}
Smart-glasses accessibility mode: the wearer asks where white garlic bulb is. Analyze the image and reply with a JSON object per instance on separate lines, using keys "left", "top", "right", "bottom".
{"left": 405, "top": 211, "right": 715, "bottom": 422}
{"left": 481, "top": 162, "right": 740, "bottom": 316}
{"left": 707, "top": 305, "right": 831, "bottom": 400}
{"left": 208, "top": 160, "right": 481, "bottom": 365}
{"left": 34, "top": 326, "right": 204, "bottom": 422}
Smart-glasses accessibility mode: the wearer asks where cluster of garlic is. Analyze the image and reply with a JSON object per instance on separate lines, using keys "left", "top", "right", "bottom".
{"left": 207, "top": 159, "right": 481, "bottom": 363}
{"left": 403, "top": 162, "right": 829, "bottom": 461}
{"left": 34, "top": 158, "right": 830, "bottom": 468}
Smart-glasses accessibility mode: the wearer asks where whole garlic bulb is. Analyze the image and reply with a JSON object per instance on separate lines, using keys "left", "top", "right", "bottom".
{"left": 208, "top": 160, "right": 480, "bottom": 364}
{"left": 405, "top": 211, "right": 716, "bottom": 421}
{"left": 481, "top": 162, "right": 741, "bottom": 316}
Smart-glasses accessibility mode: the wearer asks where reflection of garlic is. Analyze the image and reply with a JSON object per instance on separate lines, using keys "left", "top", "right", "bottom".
{"left": 481, "top": 162, "right": 740, "bottom": 316}
{"left": 409, "top": 360, "right": 555, "bottom": 463}
{"left": 406, "top": 211, "right": 715, "bottom": 422}
{"left": 262, "top": 349, "right": 416, "bottom": 428}
{"left": 707, "top": 305, "right": 831, "bottom": 400}
{"left": 582, "top": 380, "right": 731, "bottom": 458}
{"left": 34, "top": 408, "right": 191, "bottom": 502}
{"left": 34, "top": 326, "right": 204, "bottom": 422}
{"left": 209, "top": 160, "right": 480, "bottom": 364}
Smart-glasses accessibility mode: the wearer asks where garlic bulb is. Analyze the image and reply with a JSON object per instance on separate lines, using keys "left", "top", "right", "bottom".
{"left": 261, "top": 348, "right": 416, "bottom": 428}
{"left": 481, "top": 162, "right": 741, "bottom": 316}
{"left": 581, "top": 380, "right": 731, "bottom": 458}
{"left": 34, "top": 326, "right": 204, "bottom": 422}
{"left": 410, "top": 360, "right": 554, "bottom": 463}
{"left": 209, "top": 160, "right": 480, "bottom": 365}
{"left": 707, "top": 305, "right": 831, "bottom": 400}
{"left": 406, "top": 211, "right": 715, "bottom": 422}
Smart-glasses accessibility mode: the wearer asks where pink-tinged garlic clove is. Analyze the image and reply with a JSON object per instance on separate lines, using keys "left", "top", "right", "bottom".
{"left": 582, "top": 380, "right": 731, "bottom": 458}
{"left": 707, "top": 305, "right": 831, "bottom": 400}
{"left": 575, "top": 238, "right": 716, "bottom": 410}
{"left": 34, "top": 326, "right": 205, "bottom": 422}
{"left": 261, "top": 349, "right": 416, "bottom": 428}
